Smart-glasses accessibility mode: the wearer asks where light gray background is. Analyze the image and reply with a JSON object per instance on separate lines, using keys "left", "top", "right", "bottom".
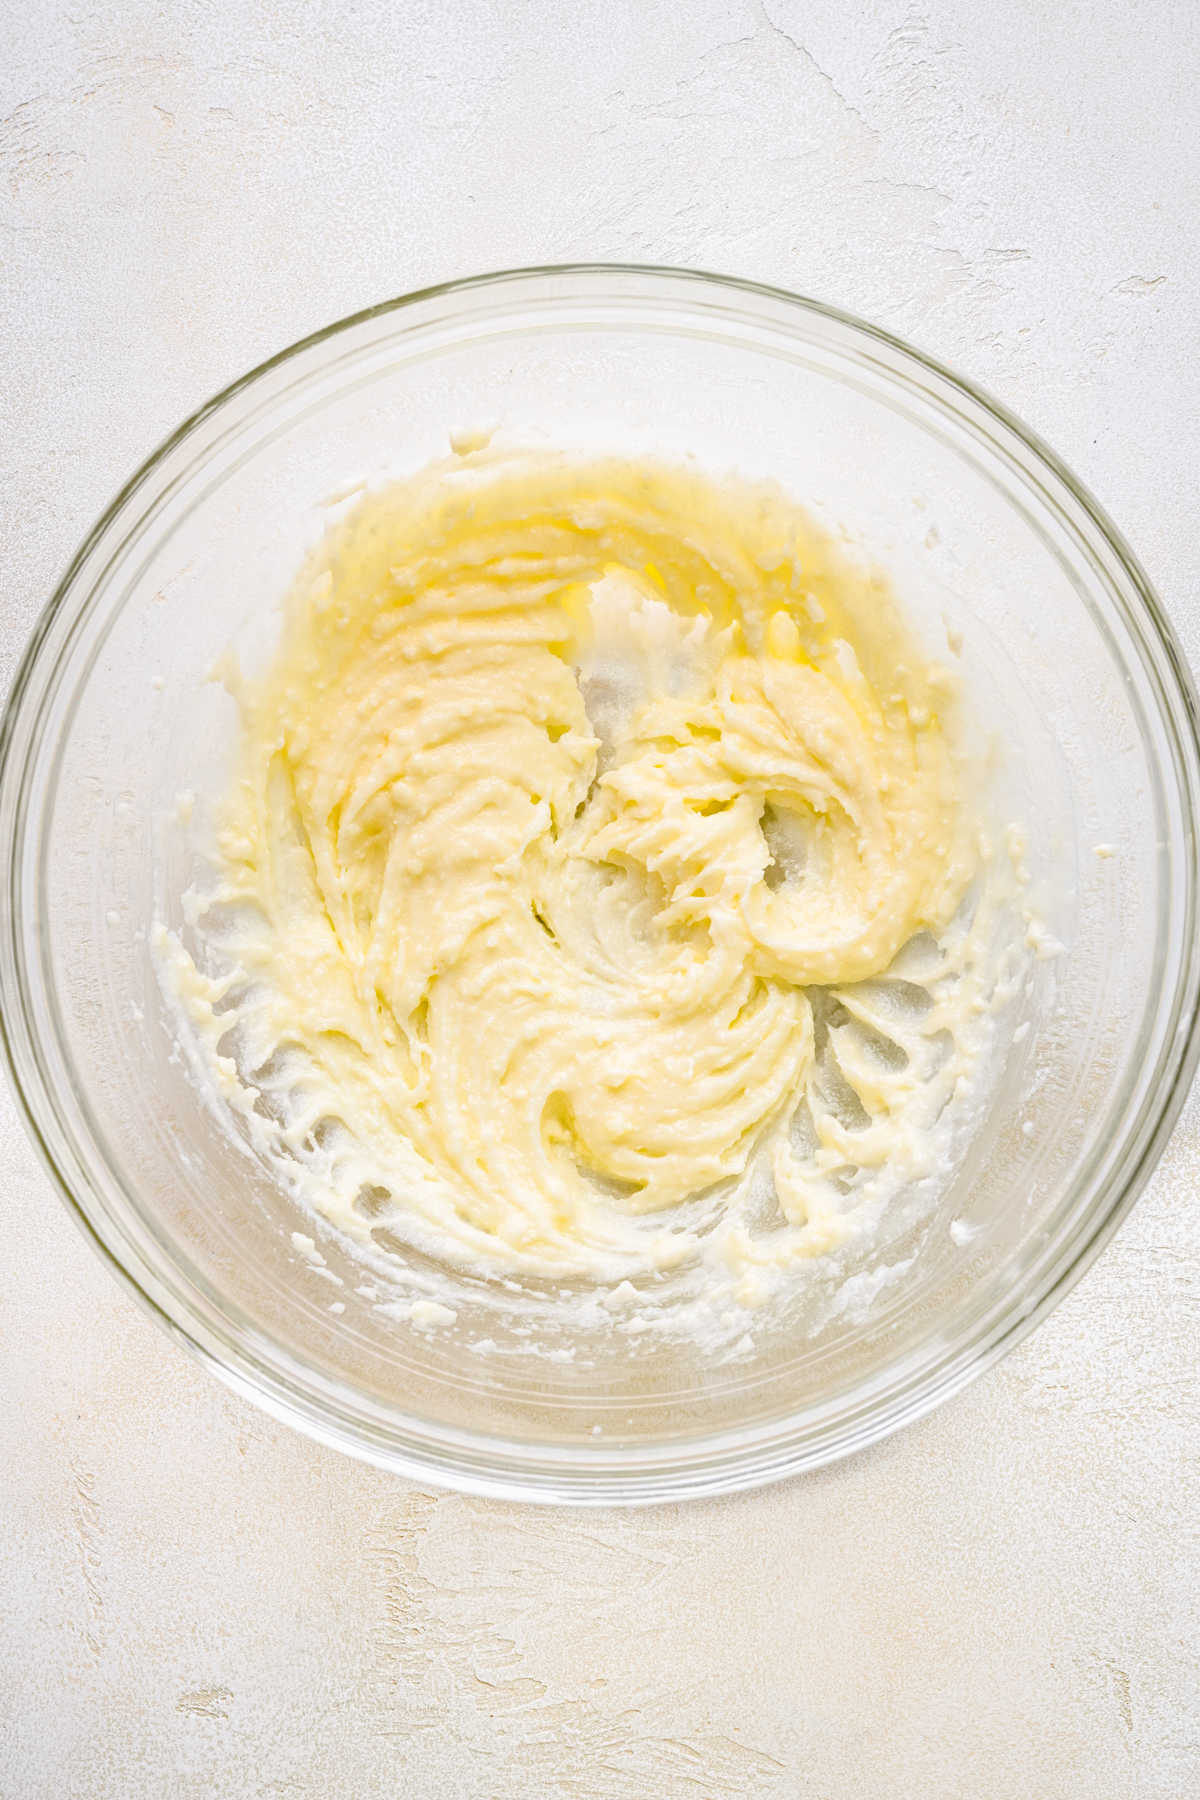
{"left": 2, "top": 3, "right": 1198, "bottom": 1796}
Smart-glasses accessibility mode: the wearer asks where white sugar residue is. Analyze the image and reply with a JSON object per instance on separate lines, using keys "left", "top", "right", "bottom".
{"left": 408, "top": 1300, "right": 457, "bottom": 1330}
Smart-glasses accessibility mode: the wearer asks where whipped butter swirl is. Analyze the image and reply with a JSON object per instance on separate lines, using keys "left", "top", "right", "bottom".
{"left": 166, "top": 452, "right": 988, "bottom": 1298}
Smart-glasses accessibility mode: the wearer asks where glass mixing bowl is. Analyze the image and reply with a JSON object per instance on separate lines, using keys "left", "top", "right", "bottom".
{"left": 3, "top": 266, "right": 1198, "bottom": 1503}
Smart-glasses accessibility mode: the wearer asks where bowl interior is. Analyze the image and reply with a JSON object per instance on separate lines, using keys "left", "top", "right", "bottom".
{"left": 8, "top": 270, "right": 1197, "bottom": 1493}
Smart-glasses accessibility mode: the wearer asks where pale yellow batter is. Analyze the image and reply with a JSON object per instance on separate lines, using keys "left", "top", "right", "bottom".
{"left": 167, "top": 451, "right": 982, "bottom": 1292}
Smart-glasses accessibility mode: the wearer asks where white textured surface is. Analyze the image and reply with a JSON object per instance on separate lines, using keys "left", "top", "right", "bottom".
{"left": 2, "top": 3, "right": 1198, "bottom": 1794}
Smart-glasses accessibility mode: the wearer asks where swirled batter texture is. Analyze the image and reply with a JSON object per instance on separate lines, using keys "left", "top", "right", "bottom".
{"left": 170, "top": 453, "right": 978, "bottom": 1290}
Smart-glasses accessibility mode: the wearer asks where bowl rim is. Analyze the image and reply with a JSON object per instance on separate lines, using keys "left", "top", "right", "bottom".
{"left": 3, "top": 261, "right": 1200, "bottom": 1504}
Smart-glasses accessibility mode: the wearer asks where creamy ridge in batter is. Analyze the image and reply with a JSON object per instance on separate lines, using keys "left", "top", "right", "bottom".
{"left": 166, "top": 450, "right": 995, "bottom": 1303}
